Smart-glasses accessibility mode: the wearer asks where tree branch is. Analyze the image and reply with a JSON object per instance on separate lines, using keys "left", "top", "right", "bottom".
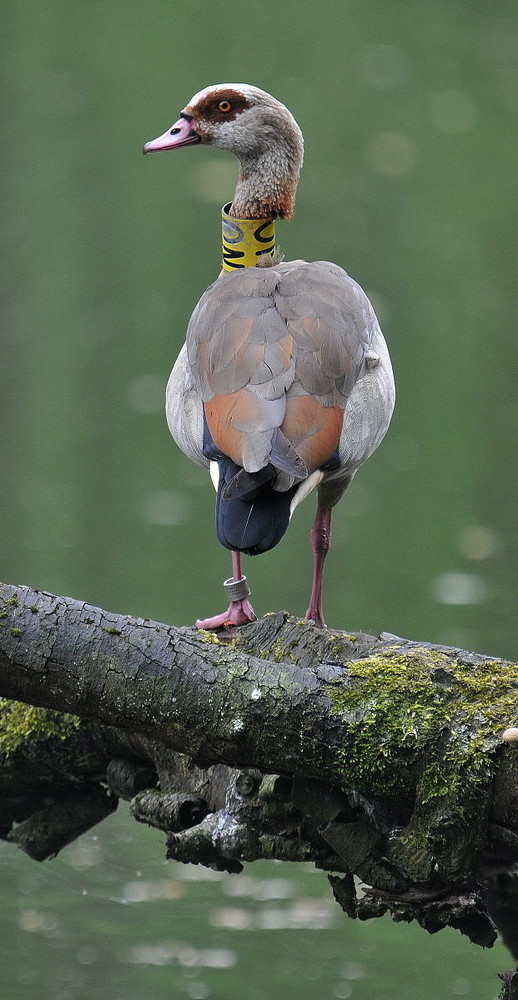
{"left": 1, "top": 581, "right": 518, "bottom": 957}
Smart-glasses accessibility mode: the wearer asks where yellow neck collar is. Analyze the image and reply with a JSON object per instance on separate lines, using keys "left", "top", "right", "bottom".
{"left": 221, "top": 202, "right": 276, "bottom": 271}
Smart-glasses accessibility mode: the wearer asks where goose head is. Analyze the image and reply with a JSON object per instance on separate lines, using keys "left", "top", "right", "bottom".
{"left": 144, "top": 84, "right": 304, "bottom": 220}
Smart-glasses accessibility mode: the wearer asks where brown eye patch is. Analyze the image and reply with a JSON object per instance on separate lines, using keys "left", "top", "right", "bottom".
{"left": 194, "top": 89, "right": 251, "bottom": 123}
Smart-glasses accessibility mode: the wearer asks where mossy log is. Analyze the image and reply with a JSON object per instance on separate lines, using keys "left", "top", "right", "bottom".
{"left": 1, "top": 580, "right": 518, "bottom": 965}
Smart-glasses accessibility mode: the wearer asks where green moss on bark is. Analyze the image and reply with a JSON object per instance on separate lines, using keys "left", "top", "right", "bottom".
{"left": 327, "top": 648, "right": 518, "bottom": 803}
{"left": 0, "top": 699, "right": 81, "bottom": 756}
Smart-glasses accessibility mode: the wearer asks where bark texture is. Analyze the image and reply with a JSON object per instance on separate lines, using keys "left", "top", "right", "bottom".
{"left": 1, "top": 581, "right": 518, "bottom": 963}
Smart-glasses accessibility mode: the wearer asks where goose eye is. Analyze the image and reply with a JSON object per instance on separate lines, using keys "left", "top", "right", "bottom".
{"left": 217, "top": 100, "right": 232, "bottom": 113}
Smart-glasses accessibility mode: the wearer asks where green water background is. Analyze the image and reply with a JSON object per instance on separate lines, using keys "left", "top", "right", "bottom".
{"left": 2, "top": 0, "right": 518, "bottom": 995}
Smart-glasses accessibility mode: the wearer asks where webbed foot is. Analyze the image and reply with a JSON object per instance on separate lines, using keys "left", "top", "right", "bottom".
{"left": 196, "top": 597, "right": 256, "bottom": 630}
{"left": 196, "top": 572, "right": 256, "bottom": 630}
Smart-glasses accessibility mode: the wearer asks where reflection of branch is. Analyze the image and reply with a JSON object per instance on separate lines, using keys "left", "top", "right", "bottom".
{"left": 497, "top": 967, "right": 518, "bottom": 1000}
{"left": 2, "top": 581, "right": 518, "bottom": 956}
{"left": 488, "top": 869, "right": 518, "bottom": 958}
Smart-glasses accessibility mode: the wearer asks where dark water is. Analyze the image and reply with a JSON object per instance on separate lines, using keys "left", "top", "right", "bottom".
{"left": 2, "top": 0, "right": 518, "bottom": 995}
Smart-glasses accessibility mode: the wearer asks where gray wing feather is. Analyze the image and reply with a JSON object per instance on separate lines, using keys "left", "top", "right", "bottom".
{"left": 170, "top": 260, "right": 394, "bottom": 488}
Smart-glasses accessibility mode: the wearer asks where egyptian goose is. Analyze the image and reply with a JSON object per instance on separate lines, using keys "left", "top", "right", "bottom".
{"left": 144, "top": 84, "right": 395, "bottom": 629}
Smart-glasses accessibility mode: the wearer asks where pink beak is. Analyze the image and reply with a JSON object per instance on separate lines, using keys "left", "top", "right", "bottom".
{"left": 143, "top": 115, "right": 201, "bottom": 154}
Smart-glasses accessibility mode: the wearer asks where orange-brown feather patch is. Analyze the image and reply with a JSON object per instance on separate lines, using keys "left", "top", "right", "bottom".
{"left": 282, "top": 396, "right": 343, "bottom": 472}
{"left": 227, "top": 190, "right": 296, "bottom": 221}
{"left": 205, "top": 390, "right": 263, "bottom": 467}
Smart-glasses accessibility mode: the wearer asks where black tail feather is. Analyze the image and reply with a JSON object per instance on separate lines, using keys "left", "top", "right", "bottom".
{"left": 215, "top": 457, "right": 298, "bottom": 555}
{"left": 222, "top": 463, "right": 277, "bottom": 501}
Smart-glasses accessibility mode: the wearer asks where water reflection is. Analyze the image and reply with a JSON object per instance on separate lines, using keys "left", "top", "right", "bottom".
{"left": 365, "top": 132, "right": 419, "bottom": 177}
{"left": 127, "top": 941, "right": 237, "bottom": 969}
{"left": 429, "top": 90, "right": 479, "bottom": 134}
{"left": 0, "top": 811, "right": 510, "bottom": 999}
{"left": 431, "top": 570, "right": 492, "bottom": 606}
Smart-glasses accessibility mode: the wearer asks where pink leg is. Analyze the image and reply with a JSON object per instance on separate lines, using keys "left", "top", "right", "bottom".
{"left": 305, "top": 507, "right": 332, "bottom": 629}
{"left": 196, "top": 550, "right": 256, "bottom": 630}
